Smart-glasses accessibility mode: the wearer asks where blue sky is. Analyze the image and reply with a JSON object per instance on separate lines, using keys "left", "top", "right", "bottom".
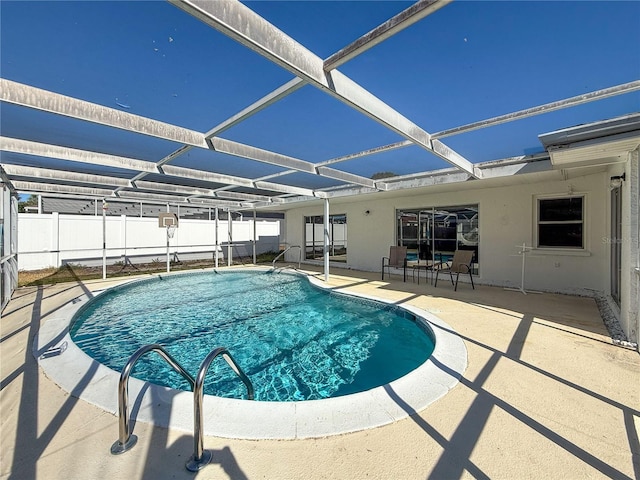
{"left": 1, "top": 1, "right": 639, "bottom": 187}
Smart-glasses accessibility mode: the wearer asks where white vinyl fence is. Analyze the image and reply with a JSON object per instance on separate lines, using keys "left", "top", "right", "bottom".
{"left": 18, "top": 213, "right": 281, "bottom": 271}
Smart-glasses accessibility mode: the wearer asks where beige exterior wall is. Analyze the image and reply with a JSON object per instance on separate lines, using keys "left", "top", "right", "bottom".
{"left": 284, "top": 170, "right": 610, "bottom": 295}
{"left": 616, "top": 150, "right": 639, "bottom": 345}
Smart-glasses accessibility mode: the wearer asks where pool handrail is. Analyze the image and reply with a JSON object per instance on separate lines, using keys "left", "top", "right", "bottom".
{"left": 110, "top": 344, "right": 196, "bottom": 455}
{"left": 272, "top": 244, "right": 301, "bottom": 269}
{"left": 186, "top": 346, "right": 254, "bottom": 472}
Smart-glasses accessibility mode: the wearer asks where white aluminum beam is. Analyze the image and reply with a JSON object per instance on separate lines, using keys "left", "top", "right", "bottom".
{"left": 0, "top": 80, "right": 341, "bottom": 191}
{"left": 210, "top": 137, "right": 316, "bottom": 174}
{"left": 0, "top": 79, "right": 208, "bottom": 148}
{"left": 133, "top": 180, "right": 214, "bottom": 197}
{"left": 324, "top": 0, "right": 451, "bottom": 70}
{"left": 2, "top": 164, "right": 131, "bottom": 188}
{"left": 113, "top": 79, "right": 306, "bottom": 192}
{"left": 115, "top": 189, "right": 246, "bottom": 208}
{"left": 254, "top": 180, "right": 319, "bottom": 198}
{"left": 0, "top": 166, "right": 17, "bottom": 195}
{"left": 135, "top": 180, "right": 278, "bottom": 202}
{"left": 171, "top": 0, "right": 480, "bottom": 178}
{"left": 11, "top": 181, "right": 115, "bottom": 197}
{"left": 247, "top": 140, "right": 412, "bottom": 186}
{"left": 315, "top": 166, "right": 377, "bottom": 189}
{"left": 187, "top": 189, "right": 282, "bottom": 203}
{"left": 158, "top": 165, "right": 249, "bottom": 189}
{"left": 154, "top": 0, "right": 443, "bottom": 192}
{"left": 432, "top": 81, "right": 640, "bottom": 139}
{"left": 205, "top": 78, "right": 306, "bottom": 138}
{"left": 211, "top": 137, "right": 381, "bottom": 188}
{"left": 214, "top": 190, "right": 279, "bottom": 203}
{"left": 0, "top": 137, "right": 316, "bottom": 197}
{"left": 0, "top": 79, "right": 412, "bottom": 191}
{"left": 115, "top": 79, "right": 307, "bottom": 194}
{"left": 0, "top": 136, "right": 157, "bottom": 173}
{"left": 321, "top": 140, "right": 412, "bottom": 167}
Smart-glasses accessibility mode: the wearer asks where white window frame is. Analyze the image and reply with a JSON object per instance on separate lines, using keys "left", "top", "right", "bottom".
{"left": 533, "top": 194, "right": 589, "bottom": 255}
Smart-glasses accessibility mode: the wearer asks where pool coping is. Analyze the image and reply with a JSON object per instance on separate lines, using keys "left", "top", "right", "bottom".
{"left": 33, "top": 267, "right": 467, "bottom": 440}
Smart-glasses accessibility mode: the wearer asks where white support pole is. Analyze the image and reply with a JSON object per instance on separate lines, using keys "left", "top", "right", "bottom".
{"left": 166, "top": 225, "right": 170, "bottom": 273}
{"left": 227, "top": 210, "right": 232, "bottom": 267}
{"left": 214, "top": 207, "right": 219, "bottom": 268}
{"left": 324, "top": 198, "right": 330, "bottom": 282}
{"left": 102, "top": 200, "right": 107, "bottom": 279}
{"left": 166, "top": 204, "right": 171, "bottom": 273}
{"left": 252, "top": 210, "right": 257, "bottom": 264}
{"left": 37, "top": 194, "right": 42, "bottom": 214}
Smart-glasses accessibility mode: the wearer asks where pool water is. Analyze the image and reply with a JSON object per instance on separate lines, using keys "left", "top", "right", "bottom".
{"left": 70, "top": 271, "right": 435, "bottom": 402}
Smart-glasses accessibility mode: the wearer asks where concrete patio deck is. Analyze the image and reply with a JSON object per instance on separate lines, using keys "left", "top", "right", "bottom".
{"left": 1, "top": 267, "right": 639, "bottom": 479}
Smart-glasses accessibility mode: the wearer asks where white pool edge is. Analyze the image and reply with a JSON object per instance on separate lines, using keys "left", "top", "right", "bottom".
{"left": 34, "top": 267, "right": 467, "bottom": 440}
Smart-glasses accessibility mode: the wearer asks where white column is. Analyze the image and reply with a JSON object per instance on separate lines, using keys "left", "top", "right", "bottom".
{"left": 214, "top": 207, "right": 219, "bottom": 268}
{"left": 324, "top": 198, "right": 329, "bottom": 281}
{"left": 227, "top": 210, "right": 232, "bottom": 267}
{"left": 166, "top": 204, "right": 170, "bottom": 273}
{"left": 252, "top": 210, "right": 257, "bottom": 264}
{"left": 102, "top": 200, "right": 107, "bottom": 279}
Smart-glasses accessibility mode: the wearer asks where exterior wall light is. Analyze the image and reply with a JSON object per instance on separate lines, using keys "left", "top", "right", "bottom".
{"left": 610, "top": 173, "right": 626, "bottom": 188}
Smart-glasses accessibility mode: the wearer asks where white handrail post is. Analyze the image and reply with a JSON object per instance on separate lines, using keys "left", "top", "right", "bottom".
{"left": 214, "top": 207, "right": 219, "bottom": 268}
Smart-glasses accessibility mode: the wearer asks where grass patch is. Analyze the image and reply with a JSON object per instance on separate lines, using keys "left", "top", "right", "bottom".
{"left": 18, "top": 251, "right": 282, "bottom": 287}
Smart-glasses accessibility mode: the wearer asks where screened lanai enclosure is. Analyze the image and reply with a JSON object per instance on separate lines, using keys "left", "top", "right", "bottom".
{"left": 1, "top": 1, "right": 639, "bottom": 322}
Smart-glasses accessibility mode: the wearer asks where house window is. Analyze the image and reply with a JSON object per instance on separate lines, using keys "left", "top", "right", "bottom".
{"left": 537, "top": 196, "right": 584, "bottom": 248}
{"left": 304, "top": 214, "right": 347, "bottom": 262}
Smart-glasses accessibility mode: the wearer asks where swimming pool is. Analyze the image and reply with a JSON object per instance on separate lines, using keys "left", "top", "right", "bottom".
{"left": 70, "top": 271, "right": 434, "bottom": 402}
{"left": 35, "top": 267, "right": 467, "bottom": 439}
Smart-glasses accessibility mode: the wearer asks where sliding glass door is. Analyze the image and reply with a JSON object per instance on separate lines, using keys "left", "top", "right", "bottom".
{"left": 397, "top": 205, "right": 479, "bottom": 273}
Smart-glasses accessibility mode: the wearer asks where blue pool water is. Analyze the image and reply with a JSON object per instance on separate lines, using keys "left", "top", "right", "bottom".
{"left": 70, "top": 271, "right": 435, "bottom": 402}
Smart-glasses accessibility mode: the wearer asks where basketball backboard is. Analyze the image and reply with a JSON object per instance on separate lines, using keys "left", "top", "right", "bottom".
{"left": 158, "top": 212, "right": 179, "bottom": 228}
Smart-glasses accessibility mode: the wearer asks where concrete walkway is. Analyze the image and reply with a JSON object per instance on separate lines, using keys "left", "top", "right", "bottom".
{"left": 1, "top": 267, "right": 639, "bottom": 479}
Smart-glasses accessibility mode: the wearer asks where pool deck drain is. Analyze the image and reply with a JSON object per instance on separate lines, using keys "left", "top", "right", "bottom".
{"left": 2, "top": 266, "right": 639, "bottom": 479}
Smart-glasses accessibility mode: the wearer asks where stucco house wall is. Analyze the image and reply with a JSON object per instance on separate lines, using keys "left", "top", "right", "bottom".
{"left": 284, "top": 169, "right": 610, "bottom": 295}
{"left": 283, "top": 144, "right": 639, "bottom": 349}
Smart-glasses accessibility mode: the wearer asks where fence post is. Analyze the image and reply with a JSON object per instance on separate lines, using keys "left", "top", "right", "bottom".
{"left": 52, "top": 212, "right": 60, "bottom": 268}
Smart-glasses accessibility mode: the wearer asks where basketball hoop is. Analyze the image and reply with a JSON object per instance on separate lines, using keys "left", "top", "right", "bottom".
{"left": 167, "top": 224, "right": 177, "bottom": 239}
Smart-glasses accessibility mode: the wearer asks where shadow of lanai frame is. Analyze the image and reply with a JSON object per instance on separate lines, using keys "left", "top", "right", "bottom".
{"left": 2, "top": 271, "right": 253, "bottom": 479}
{"left": 313, "top": 266, "right": 640, "bottom": 479}
{"left": 1, "top": 266, "right": 639, "bottom": 479}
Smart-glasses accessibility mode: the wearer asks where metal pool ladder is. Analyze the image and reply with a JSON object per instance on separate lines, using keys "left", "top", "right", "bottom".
{"left": 110, "top": 344, "right": 254, "bottom": 473}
